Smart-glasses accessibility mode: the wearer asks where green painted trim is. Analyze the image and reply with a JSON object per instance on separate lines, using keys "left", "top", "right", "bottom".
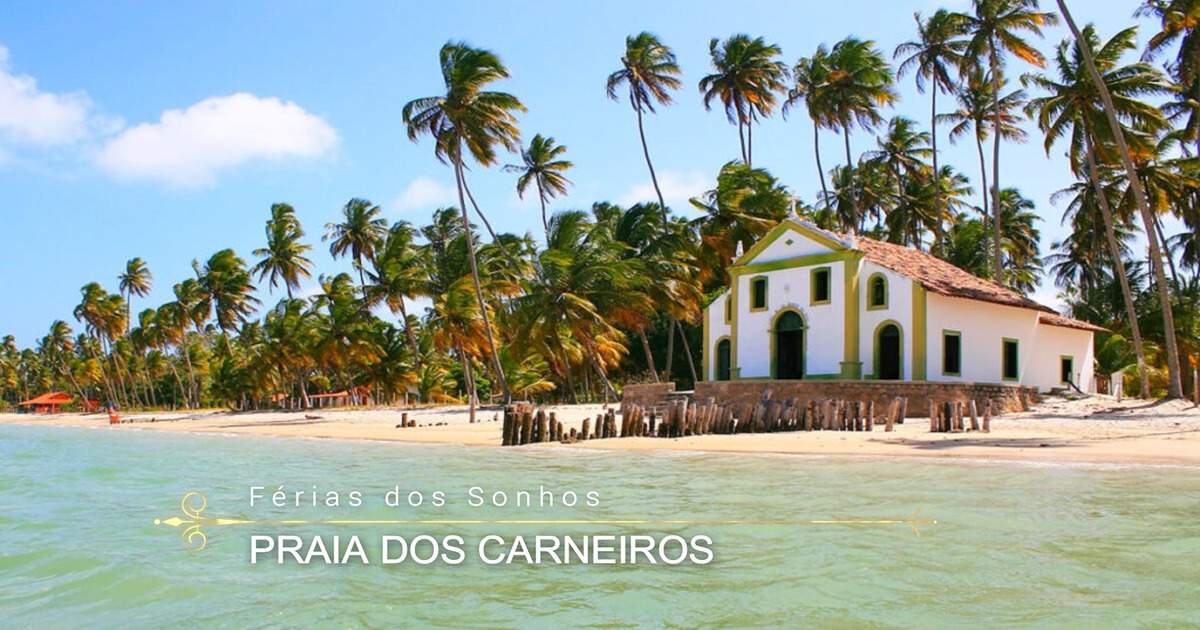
{"left": 731, "top": 219, "right": 848, "bottom": 267}
{"left": 768, "top": 308, "right": 807, "bottom": 379}
{"left": 941, "top": 329, "right": 962, "bottom": 377}
{"left": 730, "top": 250, "right": 854, "bottom": 276}
{"left": 730, "top": 275, "right": 740, "bottom": 379}
{"left": 810, "top": 266, "right": 832, "bottom": 305}
{"left": 701, "top": 306, "right": 710, "bottom": 381}
{"left": 871, "top": 319, "right": 904, "bottom": 380}
{"left": 1001, "top": 337, "right": 1020, "bottom": 382}
{"left": 724, "top": 295, "right": 731, "bottom": 323}
{"left": 912, "top": 283, "right": 927, "bottom": 380}
{"left": 865, "top": 272, "right": 888, "bottom": 311}
{"left": 842, "top": 253, "right": 863, "bottom": 379}
{"left": 749, "top": 275, "right": 769, "bottom": 312}
{"left": 1059, "top": 354, "right": 1074, "bottom": 385}
{"left": 804, "top": 373, "right": 843, "bottom": 380}
{"left": 714, "top": 336, "right": 732, "bottom": 381}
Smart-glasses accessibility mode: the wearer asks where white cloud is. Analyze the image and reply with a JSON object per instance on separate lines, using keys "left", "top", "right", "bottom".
{"left": 392, "top": 176, "right": 456, "bottom": 212}
{"left": 95, "top": 92, "right": 338, "bottom": 187}
{"left": 618, "top": 170, "right": 709, "bottom": 209}
{"left": 0, "top": 45, "right": 96, "bottom": 147}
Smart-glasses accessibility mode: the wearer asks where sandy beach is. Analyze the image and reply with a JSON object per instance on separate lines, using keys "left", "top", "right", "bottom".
{"left": 3, "top": 396, "right": 1199, "bottom": 466}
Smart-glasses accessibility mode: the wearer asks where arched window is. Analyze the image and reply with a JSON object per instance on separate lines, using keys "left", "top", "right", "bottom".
{"left": 716, "top": 338, "right": 731, "bottom": 381}
{"left": 868, "top": 273, "right": 888, "bottom": 310}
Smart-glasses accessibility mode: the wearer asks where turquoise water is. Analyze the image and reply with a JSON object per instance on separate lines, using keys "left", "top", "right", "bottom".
{"left": 1, "top": 425, "right": 1198, "bottom": 627}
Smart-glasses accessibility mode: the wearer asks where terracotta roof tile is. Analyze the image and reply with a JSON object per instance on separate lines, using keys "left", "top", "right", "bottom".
{"left": 1037, "top": 312, "right": 1108, "bottom": 333}
{"left": 850, "top": 235, "right": 1054, "bottom": 313}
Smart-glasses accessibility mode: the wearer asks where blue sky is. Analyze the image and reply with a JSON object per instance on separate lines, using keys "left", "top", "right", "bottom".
{"left": 0, "top": 1, "right": 1166, "bottom": 346}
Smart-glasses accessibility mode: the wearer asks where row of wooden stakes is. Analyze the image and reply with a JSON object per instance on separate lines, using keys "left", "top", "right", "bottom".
{"left": 928, "top": 399, "right": 995, "bottom": 433}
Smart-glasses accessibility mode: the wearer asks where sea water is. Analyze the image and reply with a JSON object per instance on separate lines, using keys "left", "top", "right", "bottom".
{"left": 0, "top": 424, "right": 1197, "bottom": 627}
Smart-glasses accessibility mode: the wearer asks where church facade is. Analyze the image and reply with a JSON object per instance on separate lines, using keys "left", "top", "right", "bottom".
{"left": 701, "top": 217, "right": 1102, "bottom": 393}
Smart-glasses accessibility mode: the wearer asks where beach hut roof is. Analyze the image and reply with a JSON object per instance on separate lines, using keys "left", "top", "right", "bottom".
{"left": 18, "top": 392, "right": 73, "bottom": 406}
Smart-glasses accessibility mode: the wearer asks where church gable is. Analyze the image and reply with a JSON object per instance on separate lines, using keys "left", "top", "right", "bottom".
{"left": 735, "top": 219, "right": 850, "bottom": 267}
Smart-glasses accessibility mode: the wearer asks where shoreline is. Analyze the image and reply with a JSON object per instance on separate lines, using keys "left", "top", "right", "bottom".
{"left": 3, "top": 397, "right": 1198, "bottom": 467}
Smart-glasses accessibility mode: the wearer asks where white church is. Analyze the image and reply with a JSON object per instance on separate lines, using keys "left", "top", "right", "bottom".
{"left": 701, "top": 215, "right": 1102, "bottom": 392}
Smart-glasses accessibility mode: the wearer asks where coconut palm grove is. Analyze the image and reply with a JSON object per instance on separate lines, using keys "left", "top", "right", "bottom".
{"left": 4, "top": 0, "right": 1200, "bottom": 413}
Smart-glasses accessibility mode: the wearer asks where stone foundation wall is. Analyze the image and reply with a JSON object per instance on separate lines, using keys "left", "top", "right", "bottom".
{"left": 620, "top": 382, "right": 676, "bottom": 409}
{"left": 688, "top": 380, "right": 1039, "bottom": 417}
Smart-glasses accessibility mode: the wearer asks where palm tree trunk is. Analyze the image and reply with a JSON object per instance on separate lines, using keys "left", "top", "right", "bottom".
{"left": 639, "top": 328, "right": 659, "bottom": 383}
{"left": 1154, "top": 215, "right": 1180, "bottom": 285}
{"left": 453, "top": 151, "right": 511, "bottom": 403}
{"left": 181, "top": 344, "right": 198, "bottom": 408}
{"left": 747, "top": 119, "right": 753, "bottom": 168}
{"left": 459, "top": 345, "right": 476, "bottom": 424}
{"left": 536, "top": 179, "right": 550, "bottom": 241}
{"left": 631, "top": 98, "right": 668, "bottom": 211}
{"left": 813, "top": 120, "right": 830, "bottom": 204}
{"left": 461, "top": 173, "right": 525, "bottom": 273}
{"left": 587, "top": 348, "right": 618, "bottom": 402}
{"left": 664, "top": 319, "right": 675, "bottom": 380}
{"left": 675, "top": 320, "right": 698, "bottom": 385}
{"left": 395, "top": 299, "right": 420, "bottom": 365}
{"left": 931, "top": 87, "right": 943, "bottom": 254}
{"left": 737, "top": 121, "right": 748, "bottom": 165}
{"left": 1085, "top": 136, "right": 1151, "bottom": 398}
{"left": 843, "top": 124, "right": 859, "bottom": 233}
{"left": 989, "top": 46, "right": 1004, "bottom": 284}
{"left": 1057, "top": 0, "right": 1184, "bottom": 398}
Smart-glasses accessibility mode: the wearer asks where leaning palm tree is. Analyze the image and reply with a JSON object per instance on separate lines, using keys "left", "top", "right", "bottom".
{"left": 607, "top": 32, "right": 682, "bottom": 211}
{"left": 895, "top": 9, "right": 967, "bottom": 247}
{"left": 253, "top": 203, "right": 313, "bottom": 300}
{"left": 194, "top": 249, "right": 260, "bottom": 350}
{"left": 784, "top": 45, "right": 835, "bottom": 202}
{"left": 1138, "top": 0, "right": 1200, "bottom": 155}
{"left": 699, "top": 34, "right": 789, "bottom": 167}
{"left": 504, "top": 134, "right": 573, "bottom": 240}
{"left": 1056, "top": 0, "right": 1185, "bottom": 397}
{"left": 402, "top": 41, "right": 524, "bottom": 403}
{"left": 959, "top": 0, "right": 1057, "bottom": 283}
{"left": 118, "top": 258, "right": 152, "bottom": 332}
{"left": 1024, "top": 24, "right": 1170, "bottom": 398}
{"left": 821, "top": 37, "right": 898, "bottom": 231}
{"left": 324, "top": 198, "right": 387, "bottom": 299}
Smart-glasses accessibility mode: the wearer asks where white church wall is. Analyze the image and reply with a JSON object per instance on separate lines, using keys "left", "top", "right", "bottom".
{"left": 704, "top": 292, "right": 731, "bottom": 381}
{"left": 858, "top": 262, "right": 914, "bottom": 379}
{"left": 924, "top": 293, "right": 1040, "bottom": 384}
{"left": 735, "top": 260, "right": 846, "bottom": 378}
{"left": 1028, "top": 324, "right": 1095, "bottom": 392}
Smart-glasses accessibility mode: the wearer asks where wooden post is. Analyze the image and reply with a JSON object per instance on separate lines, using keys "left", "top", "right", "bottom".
{"left": 898, "top": 397, "right": 907, "bottom": 424}
{"left": 968, "top": 400, "right": 979, "bottom": 432}
{"left": 929, "top": 401, "right": 938, "bottom": 432}
{"left": 885, "top": 398, "right": 896, "bottom": 432}
{"left": 501, "top": 408, "right": 512, "bottom": 446}
{"left": 1193, "top": 368, "right": 1199, "bottom": 405}
{"left": 520, "top": 411, "right": 533, "bottom": 445}
{"left": 866, "top": 400, "right": 874, "bottom": 432}
{"left": 982, "top": 399, "right": 992, "bottom": 433}
{"left": 580, "top": 418, "right": 590, "bottom": 441}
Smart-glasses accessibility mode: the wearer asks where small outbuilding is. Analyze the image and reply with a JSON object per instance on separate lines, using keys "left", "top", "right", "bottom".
{"left": 17, "top": 392, "right": 74, "bottom": 414}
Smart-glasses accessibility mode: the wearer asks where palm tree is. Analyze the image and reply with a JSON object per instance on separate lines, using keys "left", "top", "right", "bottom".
{"left": 994, "top": 188, "right": 1044, "bottom": 292}
{"left": 403, "top": 41, "right": 525, "bottom": 404}
{"left": 936, "top": 74, "right": 1029, "bottom": 239}
{"left": 607, "top": 32, "right": 682, "bottom": 211}
{"left": 324, "top": 198, "right": 387, "bottom": 299}
{"left": 959, "top": 0, "right": 1057, "bottom": 283}
{"left": 864, "top": 116, "right": 933, "bottom": 210}
{"left": 368, "top": 221, "right": 429, "bottom": 363}
{"left": 253, "top": 203, "right": 313, "bottom": 299}
{"left": 194, "top": 249, "right": 260, "bottom": 349}
{"left": 699, "top": 34, "right": 789, "bottom": 167}
{"left": 821, "top": 37, "right": 897, "bottom": 231}
{"left": 118, "top": 258, "right": 152, "bottom": 333}
{"left": 1056, "top": 0, "right": 1185, "bottom": 397}
{"left": 504, "top": 134, "right": 573, "bottom": 240}
{"left": 1024, "top": 24, "right": 1171, "bottom": 397}
{"left": 784, "top": 46, "right": 835, "bottom": 202}
{"left": 1138, "top": 0, "right": 1200, "bottom": 154}
{"left": 689, "top": 161, "right": 792, "bottom": 283}
{"left": 895, "top": 9, "right": 968, "bottom": 249}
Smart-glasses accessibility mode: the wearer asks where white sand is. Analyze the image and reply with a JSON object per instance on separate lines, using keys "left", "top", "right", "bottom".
{"left": 3, "top": 397, "right": 1199, "bottom": 466}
